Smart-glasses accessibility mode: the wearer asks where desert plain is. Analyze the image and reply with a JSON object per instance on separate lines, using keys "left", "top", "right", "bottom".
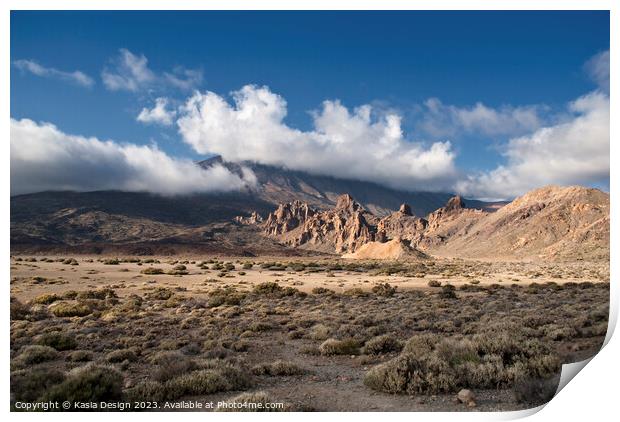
{"left": 10, "top": 254, "right": 609, "bottom": 411}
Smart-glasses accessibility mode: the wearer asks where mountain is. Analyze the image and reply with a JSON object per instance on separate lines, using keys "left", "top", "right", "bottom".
{"left": 259, "top": 186, "right": 609, "bottom": 261}
{"left": 198, "top": 156, "right": 502, "bottom": 217}
{"left": 10, "top": 190, "right": 279, "bottom": 254}
{"left": 10, "top": 157, "right": 503, "bottom": 252}
{"left": 427, "top": 185, "right": 610, "bottom": 261}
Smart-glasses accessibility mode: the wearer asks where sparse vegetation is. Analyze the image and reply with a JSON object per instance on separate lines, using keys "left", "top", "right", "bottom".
{"left": 141, "top": 267, "right": 164, "bottom": 275}
{"left": 49, "top": 301, "right": 91, "bottom": 317}
{"left": 9, "top": 254, "right": 609, "bottom": 411}
{"left": 42, "top": 365, "right": 123, "bottom": 403}
{"left": 320, "top": 338, "right": 361, "bottom": 356}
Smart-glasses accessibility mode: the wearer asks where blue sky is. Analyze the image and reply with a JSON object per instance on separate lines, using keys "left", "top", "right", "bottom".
{"left": 10, "top": 11, "right": 610, "bottom": 199}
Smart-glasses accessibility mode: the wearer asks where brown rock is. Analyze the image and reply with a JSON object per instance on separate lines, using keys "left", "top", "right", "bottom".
{"left": 457, "top": 389, "right": 476, "bottom": 407}
{"left": 398, "top": 203, "right": 413, "bottom": 215}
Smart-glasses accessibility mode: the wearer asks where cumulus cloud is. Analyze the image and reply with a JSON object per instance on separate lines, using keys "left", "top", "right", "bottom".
{"left": 102, "top": 49, "right": 202, "bottom": 92}
{"left": 13, "top": 59, "right": 94, "bottom": 87}
{"left": 176, "top": 85, "right": 457, "bottom": 191}
{"left": 455, "top": 90, "right": 609, "bottom": 200}
{"left": 585, "top": 50, "right": 610, "bottom": 93}
{"left": 418, "top": 98, "right": 547, "bottom": 138}
{"left": 10, "top": 118, "right": 256, "bottom": 196}
{"left": 137, "top": 97, "right": 177, "bottom": 126}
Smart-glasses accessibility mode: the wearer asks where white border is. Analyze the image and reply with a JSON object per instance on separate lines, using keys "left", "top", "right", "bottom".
{"left": 3, "top": 2, "right": 616, "bottom": 421}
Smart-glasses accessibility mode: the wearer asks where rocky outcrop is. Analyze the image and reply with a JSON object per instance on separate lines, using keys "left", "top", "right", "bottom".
{"left": 234, "top": 211, "right": 264, "bottom": 225}
{"left": 263, "top": 201, "right": 315, "bottom": 235}
{"left": 262, "top": 194, "right": 379, "bottom": 253}
{"left": 259, "top": 186, "right": 609, "bottom": 261}
{"left": 376, "top": 203, "right": 428, "bottom": 246}
{"left": 426, "top": 195, "right": 471, "bottom": 230}
{"left": 261, "top": 195, "right": 480, "bottom": 254}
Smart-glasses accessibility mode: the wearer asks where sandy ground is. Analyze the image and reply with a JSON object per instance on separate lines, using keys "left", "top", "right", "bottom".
{"left": 10, "top": 255, "right": 609, "bottom": 411}
{"left": 9, "top": 255, "right": 609, "bottom": 302}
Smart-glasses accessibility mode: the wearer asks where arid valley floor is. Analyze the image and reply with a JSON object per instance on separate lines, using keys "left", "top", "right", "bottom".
{"left": 10, "top": 255, "right": 609, "bottom": 411}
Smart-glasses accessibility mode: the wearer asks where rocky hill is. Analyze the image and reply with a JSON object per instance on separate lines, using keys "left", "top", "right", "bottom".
{"left": 11, "top": 157, "right": 501, "bottom": 251}
{"left": 428, "top": 185, "right": 610, "bottom": 261}
{"left": 198, "top": 156, "right": 501, "bottom": 216}
{"left": 263, "top": 194, "right": 380, "bottom": 253}
{"left": 259, "top": 186, "right": 609, "bottom": 261}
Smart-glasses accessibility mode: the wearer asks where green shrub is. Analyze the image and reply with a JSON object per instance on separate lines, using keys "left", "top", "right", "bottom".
{"left": 49, "top": 301, "right": 91, "bottom": 317}
{"left": 141, "top": 267, "right": 164, "bottom": 275}
{"left": 32, "top": 294, "right": 61, "bottom": 305}
{"left": 42, "top": 365, "right": 123, "bottom": 404}
{"left": 125, "top": 380, "right": 169, "bottom": 402}
{"left": 427, "top": 280, "right": 442, "bottom": 288}
{"left": 13, "top": 345, "right": 59, "bottom": 366}
{"left": 309, "top": 324, "right": 331, "bottom": 341}
{"left": 253, "top": 282, "right": 284, "bottom": 295}
{"left": 319, "top": 338, "right": 360, "bottom": 356}
{"left": 149, "top": 352, "right": 196, "bottom": 382}
{"left": 372, "top": 283, "right": 397, "bottom": 297}
{"left": 207, "top": 287, "right": 245, "bottom": 307}
{"left": 102, "top": 259, "right": 120, "bottom": 265}
{"left": 105, "top": 349, "right": 137, "bottom": 363}
{"left": 11, "top": 298, "right": 29, "bottom": 320}
{"left": 165, "top": 362, "right": 252, "bottom": 398}
{"left": 311, "top": 287, "right": 334, "bottom": 295}
{"left": 36, "top": 332, "right": 78, "bottom": 351}
{"left": 11, "top": 368, "right": 66, "bottom": 402}
{"left": 513, "top": 376, "right": 559, "bottom": 406}
{"left": 77, "top": 288, "right": 117, "bottom": 300}
{"left": 69, "top": 350, "right": 93, "bottom": 362}
{"left": 251, "top": 360, "right": 304, "bottom": 376}
{"left": 144, "top": 287, "right": 174, "bottom": 300}
{"left": 439, "top": 284, "right": 457, "bottom": 299}
{"left": 363, "top": 335, "right": 403, "bottom": 355}
{"left": 364, "top": 333, "right": 560, "bottom": 395}
{"left": 343, "top": 288, "right": 368, "bottom": 297}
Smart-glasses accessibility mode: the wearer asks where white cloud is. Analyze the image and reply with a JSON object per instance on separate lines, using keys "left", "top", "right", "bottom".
{"left": 418, "top": 97, "right": 546, "bottom": 138}
{"left": 585, "top": 50, "right": 610, "bottom": 93}
{"left": 13, "top": 59, "right": 94, "bottom": 87}
{"left": 101, "top": 49, "right": 155, "bottom": 92}
{"left": 177, "top": 85, "right": 457, "bottom": 191}
{"left": 102, "top": 49, "right": 202, "bottom": 92}
{"left": 455, "top": 90, "right": 609, "bottom": 200}
{"left": 10, "top": 118, "right": 256, "bottom": 196}
{"left": 137, "top": 97, "right": 177, "bottom": 126}
{"left": 164, "top": 67, "right": 203, "bottom": 91}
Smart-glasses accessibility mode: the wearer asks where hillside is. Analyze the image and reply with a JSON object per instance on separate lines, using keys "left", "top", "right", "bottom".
{"left": 429, "top": 186, "right": 610, "bottom": 261}
{"left": 198, "top": 156, "right": 501, "bottom": 217}
{"left": 260, "top": 186, "right": 609, "bottom": 261}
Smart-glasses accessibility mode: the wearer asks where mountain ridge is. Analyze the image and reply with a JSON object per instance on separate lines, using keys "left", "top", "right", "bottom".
{"left": 258, "top": 185, "right": 609, "bottom": 261}
{"left": 198, "top": 156, "right": 504, "bottom": 217}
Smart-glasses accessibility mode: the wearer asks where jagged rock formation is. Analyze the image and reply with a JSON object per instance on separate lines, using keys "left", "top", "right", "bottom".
{"left": 263, "top": 194, "right": 380, "bottom": 253}
{"left": 418, "top": 195, "right": 488, "bottom": 250}
{"left": 376, "top": 204, "right": 428, "bottom": 245}
{"left": 259, "top": 186, "right": 609, "bottom": 261}
{"left": 263, "top": 201, "right": 315, "bottom": 235}
{"left": 234, "top": 211, "right": 264, "bottom": 225}
{"left": 261, "top": 194, "right": 486, "bottom": 254}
